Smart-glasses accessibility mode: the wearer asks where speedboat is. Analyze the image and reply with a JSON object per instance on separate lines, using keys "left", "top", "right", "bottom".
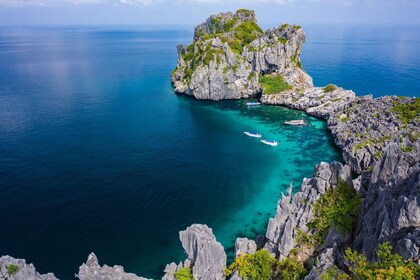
{"left": 244, "top": 131, "right": 262, "bottom": 138}
{"left": 246, "top": 102, "right": 261, "bottom": 106}
{"left": 261, "top": 139, "right": 278, "bottom": 146}
{"left": 284, "top": 119, "right": 306, "bottom": 126}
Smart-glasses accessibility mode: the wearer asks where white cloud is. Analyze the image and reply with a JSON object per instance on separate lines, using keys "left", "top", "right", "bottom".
{"left": 0, "top": 0, "right": 297, "bottom": 7}
{"left": 0, "top": 0, "right": 102, "bottom": 7}
{"left": 119, "top": 0, "right": 154, "bottom": 5}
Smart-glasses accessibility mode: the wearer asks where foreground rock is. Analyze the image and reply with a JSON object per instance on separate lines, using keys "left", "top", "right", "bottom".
{"left": 171, "top": 9, "right": 312, "bottom": 100}
{"left": 0, "top": 256, "right": 57, "bottom": 280}
{"left": 179, "top": 224, "right": 227, "bottom": 280}
{"left": 354, "top": 142, "right": 420, "bottom": 260}
{"left": 78, "top": 253, "right": 150, "bottom": 280}
{"left": 264, "top": 161, "right": 352, "bottom": 261}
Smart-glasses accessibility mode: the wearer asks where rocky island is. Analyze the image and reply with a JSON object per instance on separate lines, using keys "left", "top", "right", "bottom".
{"left": 2, "top": 9, "right": 419, "bottom": 280}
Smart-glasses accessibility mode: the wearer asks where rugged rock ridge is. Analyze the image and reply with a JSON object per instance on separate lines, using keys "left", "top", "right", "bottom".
{"left": 264, "top": 162, "right": 352, "bottom": 260}
{"left": 78, "top": 253, "right": 151, "bottom": 280}
{"left": 354, "top": 142, "right": 420, "bottom": 261}
{"left": 260, "top": 85, "right": 356, "bottom": 119}
{"left": 0, "top": 256, "right": 57, "bottom": 280}
{"left": 171, "top": 9, "right": 312, "bottom": 100}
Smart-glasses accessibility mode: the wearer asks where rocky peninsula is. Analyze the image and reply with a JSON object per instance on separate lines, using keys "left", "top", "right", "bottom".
{"left": 2, "top": 9, "right": 419, "bottom": 280}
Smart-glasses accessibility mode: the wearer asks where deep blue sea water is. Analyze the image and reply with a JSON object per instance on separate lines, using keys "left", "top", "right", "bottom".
{"left": 0, "top": 25, "right": 418, "bottom": 279}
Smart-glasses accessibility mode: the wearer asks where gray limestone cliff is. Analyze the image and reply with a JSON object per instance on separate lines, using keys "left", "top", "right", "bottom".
{"left": 171, "top": 9, "right": 312, "bottom": 100}
{"left": 164, "top": 224, "right": 227, "bottom": 280}
{"left": 264, "top": 162, "right": 352, "bottom": 261}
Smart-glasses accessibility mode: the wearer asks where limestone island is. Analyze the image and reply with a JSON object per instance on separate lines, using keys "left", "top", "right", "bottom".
{"left": 2, "top": 9, "right": 419, "bottom": 280}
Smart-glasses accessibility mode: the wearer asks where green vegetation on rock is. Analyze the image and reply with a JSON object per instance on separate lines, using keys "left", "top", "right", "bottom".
{"left": 321, "top": 242, "right": 420, "bottom": 280}
{"left": 323, "top": 84, "right": 337, "bottom": 93}
{"left": 0, "top": 264, "right": 19, "bottom": 279}
{"left": 390, "top": 98, "right": 419, "bottom": 124}
{"left": 339, "top": 116, "right": 350, "bottom": 122}
{"left": 225, "top": 249, "right": 307, "bottom": 280}
{"left": 307, "top": 179, "right": 360, "bottom": 247}
{"left": 174, "top": 267, "right": 193, "bottom": 280}
{"left": 259, "top": 75, "right": 292, "bottom": 94}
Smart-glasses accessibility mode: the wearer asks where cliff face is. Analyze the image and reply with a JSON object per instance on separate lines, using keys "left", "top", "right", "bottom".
{"left": 171, "top": 9, "right": 312, "bottom": 100}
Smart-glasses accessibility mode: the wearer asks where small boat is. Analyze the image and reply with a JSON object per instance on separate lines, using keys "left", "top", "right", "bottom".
{"left": 261, "top": 139, "right": 278, "bottom": 146}
{"left": 284, "top": 119, "right": 306, "bottom": 126}
{"left": 244, "top": 131, "right": 262, "bottom": 138}
{"left": 246, "top": 102, "right": 261, "bottom": 106}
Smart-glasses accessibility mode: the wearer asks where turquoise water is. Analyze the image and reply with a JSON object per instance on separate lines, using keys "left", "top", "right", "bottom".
{"left": 0, "top": 25, "right": 418, "bottom": 279}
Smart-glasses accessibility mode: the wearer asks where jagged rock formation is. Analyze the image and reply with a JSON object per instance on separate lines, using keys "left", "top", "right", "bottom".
{"left": 0, "top": 256, "right": 57, "bottom": 280}
{"left": 234, "top": 238, "right": 257, "bottom": 259}
{"left": 179, "top": 224, "right": 227, "bottom": 280}
{"left": 171, "top": 9, "right": 312, "bottom": 100}
{"left": 354, "top": 142, "right": 420, "bottom": 260}
{"left": 264, "top": 162, "right": 352, "bottom": 260}
{"left": 78, "top": 253, "right": 150, "bottom": 280}
{"left": 328, "top": 96, "right": 419, "bottom": 174}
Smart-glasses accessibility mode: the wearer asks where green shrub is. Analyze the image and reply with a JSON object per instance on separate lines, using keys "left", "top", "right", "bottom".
{"left": 354, "top": 138, "right": 372, "bottom": 151}
{"left": 225, "top": 250, "right": 307, "bottom": 280}
{"left": 344, "top": 242, "right": 420, "bottom": 280}
{"left": 248, "top": 71, "right": 256, "bottom": 80}
{"left": 223, "top": 18, "right": 237, "bottom": 32}
{"left": 340, "top": 116, "right": 350, "bottom": 122}
{"left": 323, "top": 84, "right": 337, "bottom": 93}
{"left": 281, "top": 23, "right": 289, "bottom": 29}
{"left": 259, "top": 75, "right": 292, "bottom": 94}
{"left": 375, "top": 135, "right": 392, "bottom": 143}
{"left": 278, "top": 37, "right": 287, "bottom": 45}
{"left": 233, "top": 21, "right": 263, "bottom": 46}
{"left": 320, "top": 266, "right": 350, "bottom": 280}
{"left": 372, "top": 151, "right": 382, "bottom": 159}
{"left": 275, "top": 257, "right": 308, "bottom": 280}
{"left": 401, "top": 146, "right": 413, "bottom": 153}
{"left": 390, "top": 98, "right": 420, "bottom": 124}
{"left": 225, "top": 250, "right": 277, "bottom": 280}
{"left": 308, "top": 179, "right": 360, "bottom": 246}
{"left": 174, "top": 267, "right": 193, "bottom": 280}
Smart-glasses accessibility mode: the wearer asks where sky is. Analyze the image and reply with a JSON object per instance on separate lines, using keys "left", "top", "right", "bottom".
{"left": 0, "top": 0, "right": 419, "bottom": 26}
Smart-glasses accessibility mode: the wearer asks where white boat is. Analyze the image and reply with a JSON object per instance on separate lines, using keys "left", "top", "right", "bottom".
{"left": 246, "top": 102, "right": 261, "bottom": 106}
{"left": 244, "top": 131, "right": 262, "bottom": 138}
{"left": 261, "top": 139, "right": 278, "bottom": 146}
{"left": 284, "top": 119, "right": 306, "bottom": 126}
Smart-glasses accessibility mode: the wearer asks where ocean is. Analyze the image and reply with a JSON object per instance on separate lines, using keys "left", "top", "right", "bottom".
{"left": 0, "top": 25, "right": 418, "bottom": 279}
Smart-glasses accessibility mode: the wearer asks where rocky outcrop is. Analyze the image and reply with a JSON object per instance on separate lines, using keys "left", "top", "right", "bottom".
{"left": 264, "top": 162, "right": 352, "bottom": 261}
{"left": 78, "top": 253, "right": 150, "bottom": 280}
{"left": 179, "top": 224, "right": 227, "bottom": 280}
{"left": 0, "top": 256, "right": 57, "bottom": 280}
{"left": 171, "top": 9, "right": 312, "bottom": 101}
{"left": 353, "top": 142, "right": 420, "bottom": 260}
{"left": 304, "top": 245, "right": 341, "bottom": 280}
{"left": 234, "top": 238, "right": 257, "bottom": 259}
{"left": 261, "top": 85, "right": 356, "bottom": 119}
{"left": 328, "top": 96, "right": 418, "bottom": 174}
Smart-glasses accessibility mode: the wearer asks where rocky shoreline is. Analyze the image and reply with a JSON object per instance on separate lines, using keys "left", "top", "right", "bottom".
{"left": 2, "top": 9, "right": 419, "bottom": 280}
